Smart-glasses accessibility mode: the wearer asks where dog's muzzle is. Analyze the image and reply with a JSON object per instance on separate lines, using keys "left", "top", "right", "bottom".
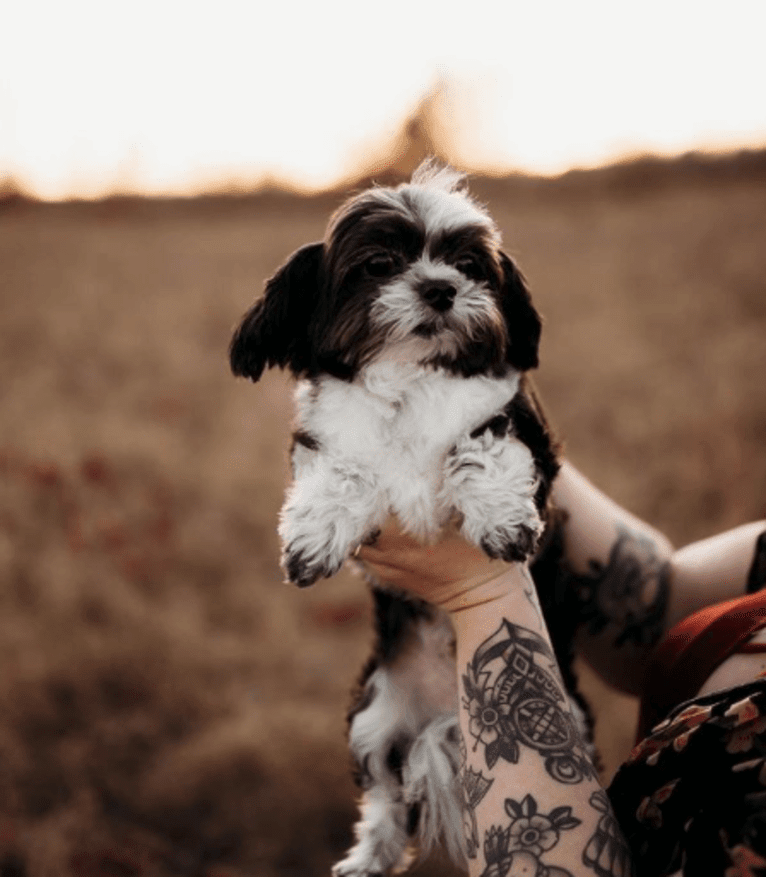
{"left": 419, "top": 281, "right": 457, "bottom": 313}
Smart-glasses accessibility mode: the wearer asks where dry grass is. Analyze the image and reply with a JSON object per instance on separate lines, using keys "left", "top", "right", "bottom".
{"left": 0, "top": 153, "right": 764, "bottom": 875}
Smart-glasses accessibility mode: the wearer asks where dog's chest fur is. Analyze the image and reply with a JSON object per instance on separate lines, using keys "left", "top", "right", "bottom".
{"left": 293, "top": 363, "right": 520, "bottom": 535}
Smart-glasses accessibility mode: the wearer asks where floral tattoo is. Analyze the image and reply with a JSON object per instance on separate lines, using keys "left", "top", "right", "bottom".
{"left": 462, "top": 619, "right": 595, "bottom": 784}
{"left": 479, "top": 793, "right": 581, "bottom": 877}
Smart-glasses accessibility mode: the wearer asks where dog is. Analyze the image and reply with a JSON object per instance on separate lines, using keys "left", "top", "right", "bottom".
{"left": 229, "top": 161, "right": 589, "bottom": 875}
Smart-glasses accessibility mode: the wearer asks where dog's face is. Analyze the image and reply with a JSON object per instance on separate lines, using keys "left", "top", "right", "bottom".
{"left": 230, "top": 162, "right": 541, "bottom": 382}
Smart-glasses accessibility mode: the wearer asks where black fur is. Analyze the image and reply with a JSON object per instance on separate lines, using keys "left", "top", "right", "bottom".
{"left": 498, "top": 253, "right": 541, "bottom": 372}
{"left": 291, "top": 430, "right": 321, "bottom": 452}
{"left": 347, "top": 589, "right": 435, "bottom": 732}
{"left": 506, "top": 377, "right": 561, "bottom": 508}
{"left": 229, "top": 242, "right": 324, "bottom": 381}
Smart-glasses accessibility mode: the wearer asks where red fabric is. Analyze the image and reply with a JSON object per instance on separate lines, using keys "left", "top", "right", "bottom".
{"left": 638, "top": 588, "right": 766, "bottom": 740}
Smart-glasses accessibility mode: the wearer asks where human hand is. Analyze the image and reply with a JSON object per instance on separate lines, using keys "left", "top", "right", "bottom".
{"left": 356, "top": 516, "right": 523, "bottom": 614}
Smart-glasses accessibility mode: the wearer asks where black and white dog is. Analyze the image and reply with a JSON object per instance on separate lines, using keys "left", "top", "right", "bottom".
{"left": 230, "top": 162, "right": 585, "bottom": 875}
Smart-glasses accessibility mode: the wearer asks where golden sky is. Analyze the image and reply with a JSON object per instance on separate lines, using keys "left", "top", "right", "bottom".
{"left": 2, "top": 0, "right": 765, "bottom": 199}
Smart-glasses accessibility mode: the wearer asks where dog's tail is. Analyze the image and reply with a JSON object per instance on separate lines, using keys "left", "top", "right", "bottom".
{"left": 403, "top": 714, "right": 466, "bottom": 866}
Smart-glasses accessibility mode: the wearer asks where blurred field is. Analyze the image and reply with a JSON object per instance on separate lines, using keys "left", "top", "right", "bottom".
{"left": 1, "top": 152, "right": 765, "bottom": 876}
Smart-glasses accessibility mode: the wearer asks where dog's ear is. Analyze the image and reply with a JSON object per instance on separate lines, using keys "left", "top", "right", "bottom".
{"left": 229, "top": 242, "right": 324, "bottom": 381}
{"left": 498, "top": 252, "right": 542, "bottom": 371}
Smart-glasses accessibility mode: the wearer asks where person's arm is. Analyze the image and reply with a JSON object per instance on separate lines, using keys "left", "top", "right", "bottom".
{"left": 552, "top": 461, "right": 766, "bottom": 696}
{"left": 666, "top": 522, "right": 766, "bottom": 628}
{"left": 452, "top": 568, "right": 632, "bottom": 877}
{"left": 550, "top": 461, "right": 674, "bottom": 695}
{"left": 361, "top": 529, "right": 634, "bottom": 877}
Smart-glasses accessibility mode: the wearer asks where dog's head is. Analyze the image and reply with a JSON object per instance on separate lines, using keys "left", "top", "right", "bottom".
{"left": 230, "top": 161, "right": 541, "bottom": 382}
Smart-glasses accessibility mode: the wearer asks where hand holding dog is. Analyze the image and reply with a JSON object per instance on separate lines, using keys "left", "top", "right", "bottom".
{"left": 358, "top": 515, "right": 526, "bottom": 613}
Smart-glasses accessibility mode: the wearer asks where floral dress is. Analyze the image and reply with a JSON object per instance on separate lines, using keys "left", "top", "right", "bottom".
{"left": 608, "top": 677, "right": 766, "bottom": 877}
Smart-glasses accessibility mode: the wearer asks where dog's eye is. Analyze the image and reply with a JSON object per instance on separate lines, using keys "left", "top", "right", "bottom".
{"left": 364, "top": 254, "right": 397, "bottom": 278}
{"left": 455, "top": 255, "right": 485, "bottom": 280}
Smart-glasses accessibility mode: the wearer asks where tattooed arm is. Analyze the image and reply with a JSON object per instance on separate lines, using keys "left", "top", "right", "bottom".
{"left": 361, "top": 532, "right": 634, "bottom": 877}
{"left": 552, "top": 461, "right": 766, "bottom": 696}
{"left": 452, "top": 571, "right": 633, "bottom": 877}
{"left": 550, "top": 462, "right": 674, "bottom": 696}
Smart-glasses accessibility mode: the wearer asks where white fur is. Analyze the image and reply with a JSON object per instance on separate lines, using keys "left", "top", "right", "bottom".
{"left": 369, "top": 175, "right": 497, "bottom": 242}
{"left": 443, "top": 429, "right": 542, "bottom": 556}
{"left": 280, "top": 364, "right": 538, "bottom": 581}
{"left": 403, "top": 715, "right": 464, "bottom": 865}
{"left": 335, "top": 668, "right": 415, "bottom": 877}
{"left": 333, "top": 788, "right": 413, "bottom": 877}
{"left": 369, "top": 256, "right": 504, "bottom": 359}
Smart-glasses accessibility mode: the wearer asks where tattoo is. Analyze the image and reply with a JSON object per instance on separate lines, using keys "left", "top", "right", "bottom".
{"left": 574, "top": 525, "right": 670, "bottom": 648}
{"left": 521, "top": 565, "right": 543, "bottom": 627}
{"left": 583, "top": 791, "right": 634, "bottom": 877}
{"left": 462, "top": 765, "right": 494, "bottom": 859}
{"left": 462, "top": 619, "right": 595, "bottom": 784}
{"left": 478, "top": 793, "right": 581, "bottom": 877}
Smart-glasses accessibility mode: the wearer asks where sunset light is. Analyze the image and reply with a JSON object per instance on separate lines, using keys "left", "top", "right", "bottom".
{"left": 3, "top": 0, "right": 766, "bottom": 199}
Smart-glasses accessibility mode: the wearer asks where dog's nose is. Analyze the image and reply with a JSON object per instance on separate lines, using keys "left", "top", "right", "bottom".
{"left": 420, "top": 281, "right": 457, "bottom": 312}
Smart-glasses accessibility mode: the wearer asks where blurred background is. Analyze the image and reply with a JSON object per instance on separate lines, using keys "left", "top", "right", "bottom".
{"left": 1, "top": 1, "right": 765, "bottom": 875}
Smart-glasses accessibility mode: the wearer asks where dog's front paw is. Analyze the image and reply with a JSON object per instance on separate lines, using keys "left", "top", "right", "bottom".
{"left": 282, "top": 538, "right": 345, "bottom": 587}
{"left": 280, "top": 506, "right": 350, "bottom": 586}
{"left": 443, "top": 434, "right": 544, "bottom": 563}
{"left": 478, "top": 520, "right": 542, "bottom": 562}
{"left": 279, "top": 464, "right": 384, "bottom": 587}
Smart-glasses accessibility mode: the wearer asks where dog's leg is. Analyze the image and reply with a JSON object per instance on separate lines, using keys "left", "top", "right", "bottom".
{"left": 442, "top": 431, "right": 544, "bottom": 562}
{"left": 336, "top": 592, "right": 461, "bottom": 876}
{"left": 334, "top": 668, "right": 417, "bottom": 877}
{"left": 279, "top": 455, "right": 385, "bottom": 586}
{"left": 333, "top": 787, "right": 414, "bottom": 877}
{"left": 336, "top": 710, "right": 466, "bottom": 877}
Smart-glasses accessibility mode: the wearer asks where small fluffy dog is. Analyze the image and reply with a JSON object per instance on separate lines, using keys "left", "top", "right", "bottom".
{"left": 230, "top": 162, "right": 584, "bottom": 875}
